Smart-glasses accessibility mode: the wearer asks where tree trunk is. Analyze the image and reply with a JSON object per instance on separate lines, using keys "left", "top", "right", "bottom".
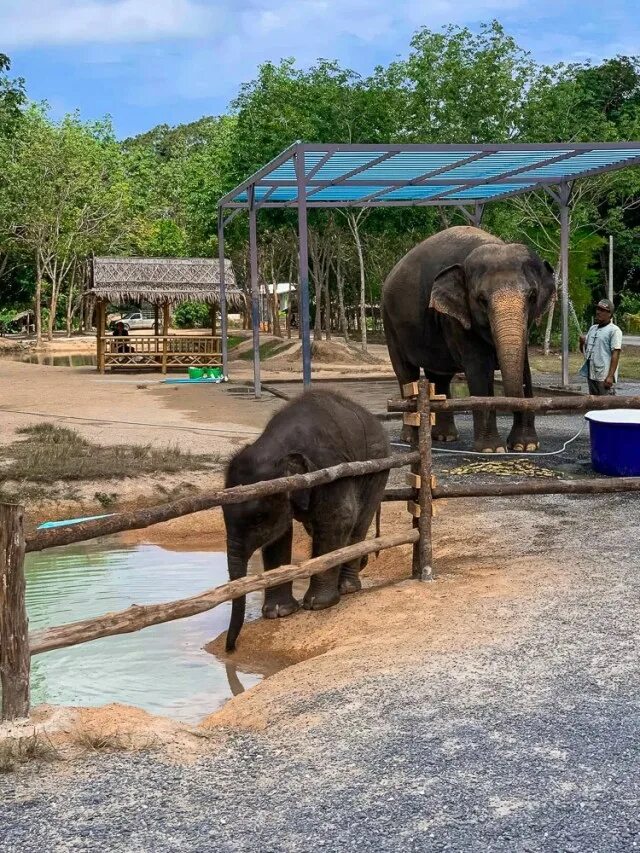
{"left": 324, "top": 278, "right": 332, "bottom": 341}
{"left": 544, "top": 296, "right": 556, "bottom": 356}
{"left": 271, "top": 279, "right": 281, "bottom": 337}
{"left": 353, "top": 220, "right": 367, "bottom": 353}
{"left": 336, "top": 254, "right": 349, "bottom": 343}
{"left": 35, "top": 255, "right": 42, "bottom": 345}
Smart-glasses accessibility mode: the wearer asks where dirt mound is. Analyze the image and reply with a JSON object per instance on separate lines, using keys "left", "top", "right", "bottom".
{"left": 286, "top": 340, "right": 381, "bottom": 365}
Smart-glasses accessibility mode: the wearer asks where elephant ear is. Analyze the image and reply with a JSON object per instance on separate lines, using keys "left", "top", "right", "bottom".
{"left": 281, "top": 452, "right": 314, "bottom": 513}
{"left": 429, "top": 264, "right": 471, "bottom": 330}
{"left": 531, "top": 258, "right": 557, "bottom": 321}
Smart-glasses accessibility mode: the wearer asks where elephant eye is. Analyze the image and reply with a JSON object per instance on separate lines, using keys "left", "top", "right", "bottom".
{"left": 528, "top": 289, "right": 537, "bottom": 302}
{"left": 477, "top": 293, "right": 488, "bottom": 306}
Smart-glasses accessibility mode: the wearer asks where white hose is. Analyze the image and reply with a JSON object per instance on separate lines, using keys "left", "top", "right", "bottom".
{"left": 391, "top": 421, "right": 587, "bottom": 457}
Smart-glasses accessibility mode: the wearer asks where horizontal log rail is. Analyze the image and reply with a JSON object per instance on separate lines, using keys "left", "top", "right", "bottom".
{"left": 433, "top": 476, "right": 640, "bottom": 500}
{"left": 26, "top": 452, "right": 420, "bottom": 553}
{"left": 29, "top": 529, "right": 419, "bottom": 655}
{"left": 388, "top": 394, "right": 640, "bottom": 414}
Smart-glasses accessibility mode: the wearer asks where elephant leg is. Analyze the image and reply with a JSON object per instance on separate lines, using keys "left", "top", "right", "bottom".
{"left": 507, "top": 353, "right": 539, "bottom": 452}
{"left": 304, "top": 518, "right": 354, "bottom": 611}
{"left": 388, "top": 337, "right": 420, "bottom": 443}
{"left": 465, "top": 358, "right": 505, "bottom": 453}
{"left": 427, "top": 373, "right": 458, "bottom": 442}
{"left": 339, "top": 473, "right": 387, "bottom": 594}
{"left": 261, "top": 525, "right": 299, "bottom": 619}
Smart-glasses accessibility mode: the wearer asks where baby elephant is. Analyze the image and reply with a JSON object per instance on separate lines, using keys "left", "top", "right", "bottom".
{"left": 223, "top": 389, "right": 390, "bottom": 651}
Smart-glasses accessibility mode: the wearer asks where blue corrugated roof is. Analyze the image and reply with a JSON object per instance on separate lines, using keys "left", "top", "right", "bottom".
{"left": 219, "top": 143, "right": 640, "bottom": 210}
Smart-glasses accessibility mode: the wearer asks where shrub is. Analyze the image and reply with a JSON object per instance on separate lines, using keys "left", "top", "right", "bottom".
{"left": 173, "top": 301, "right": 211, "bottom": 329}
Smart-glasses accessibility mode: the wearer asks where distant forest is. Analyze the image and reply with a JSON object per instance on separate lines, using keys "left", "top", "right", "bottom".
{"left": 1, "top": 21, "right": 639, "bottom": 345}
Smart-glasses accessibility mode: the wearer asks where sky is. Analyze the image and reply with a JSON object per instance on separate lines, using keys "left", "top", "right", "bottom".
{"left": 2, "top": 0, "right": 639, "bottom": 138}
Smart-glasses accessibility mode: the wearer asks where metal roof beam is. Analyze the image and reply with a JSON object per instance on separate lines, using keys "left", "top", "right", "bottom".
{"left": 425, "top": 149, "right": 594, "bottom": 204}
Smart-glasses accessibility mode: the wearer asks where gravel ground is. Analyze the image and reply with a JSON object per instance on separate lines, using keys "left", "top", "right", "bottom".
{"left": 2, "top": 378, "right": 639, "bottom": 852}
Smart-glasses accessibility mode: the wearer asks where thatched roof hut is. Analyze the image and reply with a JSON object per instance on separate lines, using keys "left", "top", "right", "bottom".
{"left": 91, "top": 256, "right": 244, "bottom": 308}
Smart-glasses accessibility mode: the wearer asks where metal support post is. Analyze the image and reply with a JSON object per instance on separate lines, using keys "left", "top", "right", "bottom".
{"left": 217, "top": 210, "right": 229, "bottom": 379}
{"left": 473, "top": 203, "right": 484, "bottom": 227}
{"left": 558, "top": 183, "right": 571, "bottom": 388}
{"left": 248, "top": 187, "right": 261, "bottom": 398}
{"left": 295, "top": 151, "right": 312, "bottom": 386}
{"left": 608, "top": 235, "right": 614, "bottom": 304}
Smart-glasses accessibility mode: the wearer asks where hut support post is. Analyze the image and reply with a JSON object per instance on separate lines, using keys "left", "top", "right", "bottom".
{"left": 248, "top": 186, "right": 261, "bottom": 399}
{"left": 210, "top": 305, "right": 217, "bottom": 337}
{"left": 218, "top": 210, "right": 229, "bottom": 379}
{"left": 295, "top": 150, "right": 312, "bottom": 387}
{"left": 162, "top": 301, "right": 170, "bottom": 374}
{"left": 0, "top": 503, "right": 30, "bottom": 721}
{"left": 97, "top": 299, "right": 106, "bottom": 373}
{"left": 154, "top": 305, "right": 160, "bottom": 337}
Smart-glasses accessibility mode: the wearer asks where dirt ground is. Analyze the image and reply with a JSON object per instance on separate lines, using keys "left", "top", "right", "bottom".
{"left": 0, "top": 336, "right": 636, "bottom": 762}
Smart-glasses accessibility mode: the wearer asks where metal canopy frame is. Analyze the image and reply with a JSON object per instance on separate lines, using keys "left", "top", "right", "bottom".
{"left": 217, "top": 142, "right": 640, "bottom": 395}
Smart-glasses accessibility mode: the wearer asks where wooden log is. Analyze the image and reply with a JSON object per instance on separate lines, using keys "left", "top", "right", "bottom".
{"left": 388, "top": 394, "right": 640, "bottom": 415}
{"left": 0, "top": 503, "right": 29, "bottom": 720}
{"left": 26, "top": 452, "right": 420, "bottom": 553}
{"left": 29, "top": 530, "right": 420, "bottom": 655}
{"left": 430, "top": 395, "right": 640, "bottom": 414}
{"left": 161, "top": 302, "right": 170, "bottom": 374}
{"left": 383, "top": 488, "right": 416, "bottom": 502}
{"left": 415, "top": 381, "right": 434, "bottom": 581}
{"left": 407, "top": 500, "right": 421, "bottom": 518}
{"left": 403, "top": 412, "right": 421, "bottom": 427}
{"left": 402, "top": 381, "right": 419, "bottom": 398}
{"left": 406, "top": 472, "right": 421, "bottom": 489}
{"left": 433, "top": 477, "right": 640, "bottom": 500}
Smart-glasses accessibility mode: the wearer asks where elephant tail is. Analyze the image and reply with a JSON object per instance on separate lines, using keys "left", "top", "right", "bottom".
{"left": 375, "top": 504, "right": 382, "bottom": 559}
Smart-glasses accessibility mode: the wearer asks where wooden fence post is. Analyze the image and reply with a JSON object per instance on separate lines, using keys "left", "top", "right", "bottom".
{"left": 0, "top": 503, "right": 30, "bottom": 720}
{"left": 403, "top": 381, "right": 434, "bottom": 580}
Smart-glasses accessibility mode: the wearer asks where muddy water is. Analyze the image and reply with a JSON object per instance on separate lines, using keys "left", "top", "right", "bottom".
{"left": 26, "top": 541, "right": 272, "bottom": 723}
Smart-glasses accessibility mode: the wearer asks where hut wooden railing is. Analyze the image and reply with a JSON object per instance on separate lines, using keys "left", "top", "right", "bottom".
{"left": 99, "top": 335, "right": 222, "bottom": 373}
{"left": 3, "top": 385, "right": 640, "bottom": 721}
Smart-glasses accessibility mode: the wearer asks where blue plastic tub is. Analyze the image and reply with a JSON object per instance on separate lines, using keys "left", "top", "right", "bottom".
{"left": 585, "top": 409, "right": 640, "bottom": 476}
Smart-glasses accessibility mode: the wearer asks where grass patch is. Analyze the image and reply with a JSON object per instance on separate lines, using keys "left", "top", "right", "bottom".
{"left": 0, "top": 732, "right": 61, "bottom": 773}
{"left": 227, "top": 335, "right": 244, "bottom": 350}
{"left": 238, "top": 340, "right": 292, "bottom": 361}
{"left": 529, "top": 350, "right": 640, "bottom": 382}
{"left": 0, "top": 423, "right": 222, "bottom": 485}
{"left": 70, "top": 728, "right": 157, "bottom": 754}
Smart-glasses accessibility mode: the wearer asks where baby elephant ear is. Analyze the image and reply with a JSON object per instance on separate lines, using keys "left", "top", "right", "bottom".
{"left": 281, "top": 453, "right": 313, "bottom": 513}
{"left": 429, "top": 264, "right": 471, "bottom": 330}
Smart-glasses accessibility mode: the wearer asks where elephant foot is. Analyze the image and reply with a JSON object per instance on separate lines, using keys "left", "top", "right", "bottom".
{"left": 338, "top": 574, "right": 362, "bottom": 595}
{"left": 432, "top": 429, "right": 459, "bottom": 443}
{"left": 399, "top": 424, "right": 413, "bottom": 444}
{"left": 302, "top": 589, "right": 341, "bottom": 611}
{"left": 474, "top": 438, "right": 506, "bottom": 454}
{"left": 262, "top": 598, "right": 299, "bottom": 620}
{"left": 508, "top": 431, "right": 540, "bottom": 453}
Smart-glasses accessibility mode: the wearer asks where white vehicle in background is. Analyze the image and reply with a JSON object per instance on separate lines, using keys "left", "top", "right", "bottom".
{"left": 116, "top": 311, "right": 156, "bottom": 331}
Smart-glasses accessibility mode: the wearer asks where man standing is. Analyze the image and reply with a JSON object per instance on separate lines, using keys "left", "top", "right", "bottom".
{"left": 579, "top": 298, "right": 623, "bottom": 395}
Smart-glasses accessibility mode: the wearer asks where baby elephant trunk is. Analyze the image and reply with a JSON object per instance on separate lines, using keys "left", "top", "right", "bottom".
{"left": 225, "top": 541, "right": 249, "bottom": 652}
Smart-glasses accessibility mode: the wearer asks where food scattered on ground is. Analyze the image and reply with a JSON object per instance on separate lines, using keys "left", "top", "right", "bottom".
{"left": 445, "top": 458, "right": 561, "bottom": 478}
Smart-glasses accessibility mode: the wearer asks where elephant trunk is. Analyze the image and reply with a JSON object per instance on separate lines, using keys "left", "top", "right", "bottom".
{"left": 225, "top": 538, "right": 249, "bottom": 652}
{"left": 490, "top": 290, "right": 528, "bottom": 399}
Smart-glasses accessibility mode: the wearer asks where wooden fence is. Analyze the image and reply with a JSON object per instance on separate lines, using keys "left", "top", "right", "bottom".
{"left": 2, "top": 382, "right": 640, "bottom": 721}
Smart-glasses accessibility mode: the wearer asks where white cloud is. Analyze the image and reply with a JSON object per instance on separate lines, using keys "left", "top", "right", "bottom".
{"left": 1, "top": 0, "right": 218, "bottom": 47}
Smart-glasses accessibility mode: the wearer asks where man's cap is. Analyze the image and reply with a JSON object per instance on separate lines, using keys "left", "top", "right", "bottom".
{"left": 596, "top": 298, "right": 614, "bottom": 313}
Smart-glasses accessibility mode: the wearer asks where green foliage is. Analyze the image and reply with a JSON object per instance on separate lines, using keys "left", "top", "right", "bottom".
{"left": 1, "top": 27, "right": 640, "bottom": 339}
{"left": 172, "top": 301, "right": 211, "bottom": 329}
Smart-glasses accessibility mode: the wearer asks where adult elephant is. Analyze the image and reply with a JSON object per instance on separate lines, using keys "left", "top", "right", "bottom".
{"left": 382, "top": 226, "right": 555, "bottom": 452}
{"left": 223, "top": 389, "right": 389, "bottom": 651}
